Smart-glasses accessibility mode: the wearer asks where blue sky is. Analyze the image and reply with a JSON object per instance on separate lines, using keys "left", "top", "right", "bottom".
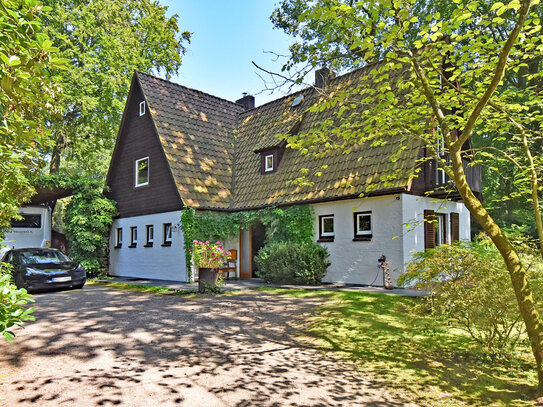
{"left": 159, "top": 1, "right": 300, "bottom": 105}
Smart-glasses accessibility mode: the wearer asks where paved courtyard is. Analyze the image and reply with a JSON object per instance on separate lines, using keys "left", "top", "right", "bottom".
{"left": 0, "top": 285, "right": 415, "bottom": 406}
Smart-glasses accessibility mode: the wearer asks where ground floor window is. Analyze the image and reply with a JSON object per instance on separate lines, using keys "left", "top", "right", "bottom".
{"left": 129, "top": 226, "right": 137, "bottom": 247}
{"left": 162, "top": 223, "right": 172, "bottom": 246}
{"left": 353, "top": 211, "right": 372, "bottom": 241}
{"left": 115, "top": 228, "right": 122, "bottom": 248}
{"left": 145, "top": 225, "right": 154, "bottom": 247}
{"left": 318, "top": 215, "right": 335, "bottom": 242}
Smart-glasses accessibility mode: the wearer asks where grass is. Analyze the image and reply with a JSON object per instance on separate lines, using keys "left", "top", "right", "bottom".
{"left": 259, "top": 287, "right": 538, "bottom": 406}
{"left": 86, "top": 280, "right": 195, "bottom": 295}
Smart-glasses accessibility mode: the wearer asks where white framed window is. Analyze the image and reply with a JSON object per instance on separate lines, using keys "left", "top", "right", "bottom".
{"left": 135, "top": 157, "right": 149, "bottom": 187}
{"left": 139, "top": 101, "right": 146, "bottom": 116}
{"left": 264, "top": 154, "right": 274, "bottom": 172}
{"left": 115, "top": 228, "right": 122, "bottom": 247}
{"left": 130, "top": 226, "right": 137, "bottom": 247}
{"left": 434, "top": 213, "right": 448, "bottom": 246}
{"left": 319, "top": 214, "right": 334, "bottom": 241}
{"left": 145, "top": 225, "right": 154, "bottom": 246}
{"left": 162, "top": 223, "right": 172, "bottom": 246}
{"left": 354, "top": 211, "right": 372, "bottom": 239}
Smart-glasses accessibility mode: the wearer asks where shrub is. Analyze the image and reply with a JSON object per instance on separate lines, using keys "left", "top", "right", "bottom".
{"left": 0, "top": 263, "right": 35, "bottom": 341}
{"left": 255, "top": 241, "right": 330, "bottom": 285}
{"left": 398, "top": 239, "right": 543, "bottom": 357}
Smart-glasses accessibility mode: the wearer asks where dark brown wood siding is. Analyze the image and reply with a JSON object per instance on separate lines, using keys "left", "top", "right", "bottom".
{"left": 106, "top": 79, "right": 183, "bottom": 218}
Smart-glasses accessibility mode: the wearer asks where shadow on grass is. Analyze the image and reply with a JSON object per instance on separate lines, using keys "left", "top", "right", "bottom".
{"left": 261, "top": 287, "right": 537, "bottom": 406}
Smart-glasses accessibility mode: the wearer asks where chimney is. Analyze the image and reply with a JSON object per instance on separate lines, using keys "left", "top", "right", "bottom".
{"left": 236, "top": 92, "right": 255, "bottom": 110}
{"left": 315, "top": 66, "right": 336, "bottom": 89}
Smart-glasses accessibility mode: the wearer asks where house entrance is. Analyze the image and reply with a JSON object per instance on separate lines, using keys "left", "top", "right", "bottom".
{"left": 239, "top": 222, "right": 266, "bottom": 279}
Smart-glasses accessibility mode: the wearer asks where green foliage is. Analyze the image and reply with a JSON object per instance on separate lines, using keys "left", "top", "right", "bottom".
{"left": 180, "top": 205, "right": 315, "bottom": 272}
{"left": 255, "top": 241, "right": 330, "bottom": 285}
{"left": 0, "top": 0, "right": 63, "bottom": 234}
{"left": 0, "top": 263, "right": 35, "bottom": 342}
{"left": 399, "top": 240, "right": 543, "bottom": 357}
{"left": 36, "top": 175, "right": 118, "bottom": 277}
{"left": 41, "top": 0, "right": 191, "bottom": 177}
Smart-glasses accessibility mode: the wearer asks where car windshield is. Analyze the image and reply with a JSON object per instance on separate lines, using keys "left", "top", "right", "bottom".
{"left": 19, "top": 250, "right": 71, "bottom": 264}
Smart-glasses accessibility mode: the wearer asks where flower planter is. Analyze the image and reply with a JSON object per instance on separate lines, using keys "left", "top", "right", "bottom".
{"left": 198, "top": 267, "right": 220, "bottom": 293}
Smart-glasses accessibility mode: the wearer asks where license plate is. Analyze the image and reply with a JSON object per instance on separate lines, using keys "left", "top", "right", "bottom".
{"left": 52, "top": 276, "right": 71, "bottom": 283}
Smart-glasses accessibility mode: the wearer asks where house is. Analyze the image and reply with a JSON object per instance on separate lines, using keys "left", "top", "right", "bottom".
{"left": 105, "top": 65, "right": 481, "bottom": 285}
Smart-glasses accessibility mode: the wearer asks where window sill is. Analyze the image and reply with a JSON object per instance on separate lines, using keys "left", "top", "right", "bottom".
{"left": 128, "top": 244, "right": 137, "bottom": 248}
{"left": 317, "top": 237, "right": 334, "bottom": 243}
{"left": 353, "top": 236, "right": 372, "bottom": 241}
{"left": 114, "top": 245, "right": 122, "bottom": 249}
{"left": 161, "top": 242, "right": 172, "bottom": 247}
{"left": 144, "top": 243, "right": 153, "bottom": 248}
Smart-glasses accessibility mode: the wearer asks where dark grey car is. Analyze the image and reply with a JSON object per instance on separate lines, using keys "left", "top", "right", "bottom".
{"left": 2, "top": 248, "right": 86, "bottom": 291}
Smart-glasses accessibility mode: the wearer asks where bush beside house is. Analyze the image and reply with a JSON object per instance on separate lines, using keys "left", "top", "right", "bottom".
{"left": 255, "top": 241, "right": 330, "bottom": 285}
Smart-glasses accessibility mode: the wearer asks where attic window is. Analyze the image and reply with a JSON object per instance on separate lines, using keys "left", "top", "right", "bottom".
{"left": 139, "top": 101, "right": 146, "bottom": 116}
{"left": 135, "top": 157, "right": 149, "bottom": 187}
{"left": 292, "top": 95, "right": 303, "bottom": 107}
{"left": 264, "top": 155, "right": 274, "bottom": 172}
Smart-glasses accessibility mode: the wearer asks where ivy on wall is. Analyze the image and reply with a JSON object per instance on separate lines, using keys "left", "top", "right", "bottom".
{"left": 35, "top": 175, "right": 117, "bottom": 277}
{"left": 180, "top": 205, "right": 314, "bottom": 272}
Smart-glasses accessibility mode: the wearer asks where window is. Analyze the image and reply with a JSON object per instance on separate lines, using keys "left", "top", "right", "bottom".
{"left": 318, "top": 215, "right": 334, "bottom": 242}
{"left": 11, "top": 214, "right": 41, "bottom": 228}
{"left": 139, "top": 101, "right": 146, "bottom": 116}
{"left": 135, "top": 157, "right": 149, "bottom": 187}
{"left": 115, "top": 228, "right": 123, "bottom": 248}
{"left": 129, "top": 226, "right": 137, "bottom": 247}
{"left": 145, "top": 225, "right": 154, "bottom": 247}
{"left": 264, "top": 154, "right": 274, "bottom": 172}
{"left": 162, "top": 223, "right": 172, "bottom": 246}
{"left": 353, "top": 211, "right": 372, "bottom": 241}
{"left": 424, "top": 210, "right": 450, "bottom": 249}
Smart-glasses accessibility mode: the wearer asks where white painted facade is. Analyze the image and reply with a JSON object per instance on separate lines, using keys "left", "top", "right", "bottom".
{"left": 311, "top": 193, "right": 470, "bottom": 286}
{"left": 109, "top": 210, "right": 187, "bottom": 281}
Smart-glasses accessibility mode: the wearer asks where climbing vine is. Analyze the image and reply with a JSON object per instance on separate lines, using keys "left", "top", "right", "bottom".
{"left": 35, "top": 175, "right": 117, "bottom": 277}
{"left": 180, "top": 205, "right": 314, "bottom": 271}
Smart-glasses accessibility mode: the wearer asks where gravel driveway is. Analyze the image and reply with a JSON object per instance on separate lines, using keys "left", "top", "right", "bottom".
{"left": 0, "top": 285, "right": 413, "bottom": 406}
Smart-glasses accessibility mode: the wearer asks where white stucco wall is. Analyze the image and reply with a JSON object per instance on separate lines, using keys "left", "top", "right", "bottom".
{"left": 311, "top": 195, "right": 404, "bottom": 285}
{"left": 109, "top": 210, "right": 187, "bottom": 281}
{"left": 311, "top": 193, "right": 471, "bottom": 286}
{"left": 401, "top": 194, "right": 470, "bottom": 266}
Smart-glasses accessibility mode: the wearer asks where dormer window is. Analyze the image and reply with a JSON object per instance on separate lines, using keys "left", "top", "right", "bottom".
{"left": 139, "top": 101, "right": 146, "bottom": 116}
{"left": 264, "top": 155, "right": 274, "bottom": 172}
{"left": 135, "top": 157, "right": 149, "bottom": 187}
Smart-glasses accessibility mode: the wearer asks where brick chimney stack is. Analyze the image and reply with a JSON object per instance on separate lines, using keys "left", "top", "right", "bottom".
{"left": 315, "top": 66, "right": 336, "bottom": 89}
{"left": 236, "top": 92, "right": 255, "bottom": 110}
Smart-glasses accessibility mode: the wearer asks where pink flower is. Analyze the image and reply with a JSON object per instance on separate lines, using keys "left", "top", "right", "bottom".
{"left": 189, "top": 249, "right": 193, "bottom": 252}
{"left": 205, "top": 240, "right": 209, "bottom": 244}
{"left": 193, "top": 240, "right": 198, "bottom": 244}
{"left": 226, "top": 251, "right": 231, "bottom": 256}
{"left": 214, "top": 257, "right": 218, "bottom": 261}
{"left": 216, "top": 241, "right": 221, "bottom": 245}
{"left": 211, "top": 252, "right": 215, "bottom": 256}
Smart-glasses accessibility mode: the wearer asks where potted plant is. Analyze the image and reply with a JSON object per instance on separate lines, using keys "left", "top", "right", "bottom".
{"left": 191, "top": 240, "right": 230, "bottom": 293}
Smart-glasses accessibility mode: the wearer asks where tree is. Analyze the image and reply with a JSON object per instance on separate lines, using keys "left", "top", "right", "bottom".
{"left": 42, "top": 0, "right": 191, "bottom": 177}
{"left": 0, "top": 0, "right": 63, "bottom": 340}
{"left": 272, "top": 0, "right": 543, "bottom": 392}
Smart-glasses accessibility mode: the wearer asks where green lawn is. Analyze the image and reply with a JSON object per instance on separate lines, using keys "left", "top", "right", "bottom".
{"left": 260, "top": 287, "right": 537, "bottom": 406}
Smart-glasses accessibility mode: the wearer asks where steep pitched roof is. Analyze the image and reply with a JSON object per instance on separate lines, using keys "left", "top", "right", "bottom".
{"left": 131, "top": 66, "right": 422, "bottom": 211}
{"left": 136, "top": 72, "right": 243, "bottom": 209}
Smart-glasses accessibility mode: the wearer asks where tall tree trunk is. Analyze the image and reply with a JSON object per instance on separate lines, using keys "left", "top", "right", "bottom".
{"left": 450, "top": 148, "right": 543, "bottom": 393}
{"left": 49, "top": 140, "right": 62, "bottom": 174}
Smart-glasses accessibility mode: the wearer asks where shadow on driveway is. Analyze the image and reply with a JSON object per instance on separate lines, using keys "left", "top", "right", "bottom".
{"left": 0, "top": 286, "right": 414, "bottom": 406}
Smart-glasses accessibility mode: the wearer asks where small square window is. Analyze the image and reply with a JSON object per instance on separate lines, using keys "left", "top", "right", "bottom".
{"left": 145, "top": 225, "right": 154, "bottom": 247}
{"left": 354, "top": 212, "right": 372, "bottom": 241}
{"left": 115, "top": 228, "right": 122, "bottom": 248}
{"left": 264, "top": 154, "right": 274, "bottom": 172}
{"left": 135, "top": 157, "right": 149, "bottom": 187}
{"left": 129, "top": 226, "right": 137, "bottom": 247}
{"left": 162, "top": 223, "right": 172, "bottom": 246}
{"left": 139, "top": 101, "right": 146, "bottom": 116}
{"left": 318, "top": 215, "right": 334, "bottom": 242}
